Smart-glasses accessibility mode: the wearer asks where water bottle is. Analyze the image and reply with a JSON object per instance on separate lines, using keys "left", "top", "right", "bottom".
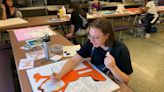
{"left": 42, "top": 34, "right": 50, "bottom": 60}
{"left": 59, "top": 6, "right": 66, "bottom": 18}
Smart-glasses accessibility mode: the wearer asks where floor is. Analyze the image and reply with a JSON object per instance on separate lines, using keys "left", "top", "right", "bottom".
{"left": 121, "top": 25, "right": 164, "bottom": 92}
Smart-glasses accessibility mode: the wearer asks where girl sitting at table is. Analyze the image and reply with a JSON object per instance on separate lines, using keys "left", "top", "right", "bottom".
{"left": 141, "top": 0, "right": 159, "bottom": 38}
{"left": 2, "top": 0, "right": 22, "bottom": 18}
{"left": 53, "top": 18, "right": 133, "bottom": 92}
{"left": 66, "top": 2, "right": 88, "bottom": 44}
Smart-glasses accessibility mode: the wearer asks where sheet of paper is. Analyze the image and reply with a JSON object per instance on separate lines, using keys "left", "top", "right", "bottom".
{"left": 65, "top": 78, "right": 92, "bottom": 92}
{"left": 87, "top": 13, "right": 95, "bottom": 19}
{"left": 116, "top": 4, "right": 126, "bottom": 13}
{"left": 26, "top": 60, "right": 67, "bottom": 92}
{"left": 0, "top": 18, "right": 27, "bottom": 27}
{"left": 50, "top": 55, "right": 63, "bottom": 61}
{"left": 20, "top": 44, "right": 35, "bottom": 50}
{"left": 26, "top": 60, "right": 120, "bottom": 92}
{"left": 48, "top": 18, "right": 64, "bottom": 23}
{"left": 99, "top": 10, "right": 115, "bottom": 14}
{"left": 63, "top": 45, "right": 81, "bottom": 57}
{"left": 26, "top": 50, "right": 45, "bottom": 60}
{"left": 13, "top": 25, "right": 56, "bottom": 41}
{"left": 26, "top": 38, "right": 42, "bottom": 46}
{"left": 18, "top": 58, "right": 34, "bottom": 70}
{"left": 76, "top": 77, "right": 113, "bottom": 92}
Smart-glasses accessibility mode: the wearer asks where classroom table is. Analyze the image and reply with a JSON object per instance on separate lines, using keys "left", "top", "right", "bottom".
{"left": 0, "top": 15, "right": 70, "bottom": 32}
{"left": 88, "top": 1, "right": 143, "bottom": 10}
{"left": 8, "top": 29, "right": 73, "bottom": 92}
{"left": 1, "top": 5, "right": 164, "bottom": 32}
{"left": 8, "top": 27, "right": 137, "bottom": 92}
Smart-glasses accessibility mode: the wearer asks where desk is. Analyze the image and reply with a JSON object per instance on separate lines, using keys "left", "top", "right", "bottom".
{"left": 8, "top": 30, "right": 73, "bottom": 92}
{"left": 0, "top": 15, "right": 70, "bottom": 32}
{"left": 87, "top": 6, "right": 164, "bottom": 24}
{"left": 8, "top": 29, "right": 122, "bottom": 92}
{"left": 88, "top": 1, "right": 143, "bottom": 10}
{"left": 156, "top": 6, "right": 164, "bottom": 12}
{"left": 2, "top": 6, "right": 164, "bottom": 32}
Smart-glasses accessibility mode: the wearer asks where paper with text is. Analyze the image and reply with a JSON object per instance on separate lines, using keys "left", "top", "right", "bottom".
{"left": 26, "top": 60, "right": 67, "bottom": 92}
{"left": 18, "top": 58, "right": 34, "bottom": 70}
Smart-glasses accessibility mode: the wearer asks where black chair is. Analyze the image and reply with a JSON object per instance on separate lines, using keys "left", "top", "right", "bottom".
{"left": 47, "top": 0, "right": 70, "bottom": 5}
{"left": 20, "top": 8, "right": 48, "bottom": 18}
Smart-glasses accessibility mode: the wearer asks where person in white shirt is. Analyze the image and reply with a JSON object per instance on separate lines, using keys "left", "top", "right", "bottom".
{"left": 141, "top": 0, "right": 158, "bottom": 34}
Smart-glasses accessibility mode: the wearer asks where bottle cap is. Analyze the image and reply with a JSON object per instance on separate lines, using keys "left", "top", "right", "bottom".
{"left": 42, "top": 34, "right": 50, "bottom": 42}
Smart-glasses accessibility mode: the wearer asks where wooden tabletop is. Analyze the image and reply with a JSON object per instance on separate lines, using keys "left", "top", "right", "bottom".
{"left": 0, "top": 15, "right": 70, "bottom": 32}
{"left": 8, "top": 30, "right": 73, "bottom": 92}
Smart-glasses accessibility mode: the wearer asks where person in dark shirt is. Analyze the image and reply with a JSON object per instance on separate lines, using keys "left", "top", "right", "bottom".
{"left": 2, "top": 0, "right": 22, "bottom": 18}
{"left": 66, "top": 2, "right": 88, "bottom": 37}
{"left": 54, "top": 18, "right": 133, "bottom": 87}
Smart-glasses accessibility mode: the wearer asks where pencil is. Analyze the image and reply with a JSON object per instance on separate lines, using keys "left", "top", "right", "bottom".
{"left": 50, "top": 67, "right": 61, "bottom": 89}
{"left": 51, "top": 67, "right": 55, "bottom": 76}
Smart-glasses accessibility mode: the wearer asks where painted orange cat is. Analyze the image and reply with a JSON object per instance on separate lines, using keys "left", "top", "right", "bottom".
{"left": 33, "top": 61, "right": 106, "bottom": 92}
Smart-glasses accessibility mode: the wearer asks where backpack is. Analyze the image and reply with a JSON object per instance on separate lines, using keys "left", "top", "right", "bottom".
{"left": 79, "top": 14, "right": 88, "bottom": 29}
{"left": 150, "top": 26, "right": 158, "bottom": 33}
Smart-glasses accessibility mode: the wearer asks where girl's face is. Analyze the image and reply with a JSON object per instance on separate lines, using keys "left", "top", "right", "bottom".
{"left": 88, "top": 27, "right": 108, "bottom": 48}
{"left": 6, "top": 0, "right": 13, "bottom": 7}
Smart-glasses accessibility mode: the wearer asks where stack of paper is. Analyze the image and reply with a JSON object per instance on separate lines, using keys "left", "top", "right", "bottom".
{"left": 13, "top": 25, "right": 56, "bottom": 41}
{"left": 0, "top": 18, "right": 27, "bottom": 27}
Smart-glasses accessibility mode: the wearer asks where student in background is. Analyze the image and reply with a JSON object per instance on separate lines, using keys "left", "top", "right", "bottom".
{"left": 0, "top": 3, "right": 7, "bottom": 20}
{"left": 92, "top": 0, "right": 101, "bottom": 12}
{"left": 141, "top": 0, "right": 158, "bottom": 38}
{"left": 66, "top": 2, "right": 88, "bottom": 43}
{"left": 2, "top": 0, "right": 22, "bottom": 18}
{"left": 54, "top": 18, "right": 133, "bottom": 91}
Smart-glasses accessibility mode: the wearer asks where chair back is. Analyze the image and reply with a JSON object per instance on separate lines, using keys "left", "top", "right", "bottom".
{"left": 20, "top": 8, "right": 48, "bottom": 18}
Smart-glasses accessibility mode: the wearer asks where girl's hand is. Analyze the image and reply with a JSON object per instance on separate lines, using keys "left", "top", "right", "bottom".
{"left": 50, "top": 73, "right": 61, "bottom": 81}
{"left": 1, "top": 4, "right": 6, "bottom": 10}
{"left": 104, "top": 52, "right": 116, "bottom": 69}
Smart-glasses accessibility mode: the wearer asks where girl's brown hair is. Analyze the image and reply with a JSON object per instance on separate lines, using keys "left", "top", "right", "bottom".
{"left": 89, "top": 18, "right": 115, "bottom": 47}
{"left": 69, "top": 2, "right": 86, "bottom": 18}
